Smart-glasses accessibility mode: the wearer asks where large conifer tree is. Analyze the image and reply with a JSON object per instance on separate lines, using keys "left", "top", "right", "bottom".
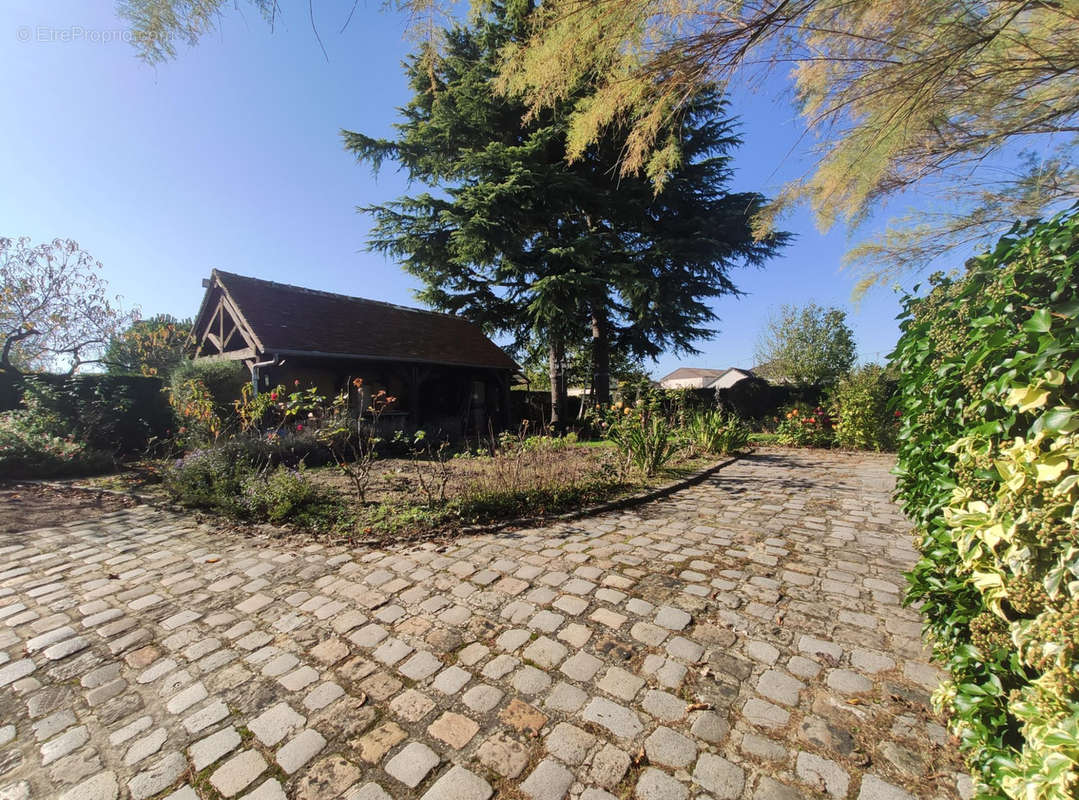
{"left": 344, "top": 0, "right": 786, "bottom": 415}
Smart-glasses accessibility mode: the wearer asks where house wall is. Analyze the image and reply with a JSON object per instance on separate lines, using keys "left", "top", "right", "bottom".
{"left": 709, "top": 370, "right": 751, "bottom": 390}
{"left": 255, "top": 357, "right": 510, "bottom": 438}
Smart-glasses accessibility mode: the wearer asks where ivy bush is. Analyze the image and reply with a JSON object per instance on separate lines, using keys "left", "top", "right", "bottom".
{"left": 891, "top": 210, "right": 1079, "bottom": 800}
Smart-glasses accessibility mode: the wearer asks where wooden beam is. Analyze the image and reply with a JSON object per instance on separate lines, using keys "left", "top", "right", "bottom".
{"left": 194, "top": 348, "right": 256, "bottom": 362}
{"left": 196, "top": 298, "right": 225, "bottom": 355}
{"left": 221, "top": 317, "right": 238, "bottom": 350}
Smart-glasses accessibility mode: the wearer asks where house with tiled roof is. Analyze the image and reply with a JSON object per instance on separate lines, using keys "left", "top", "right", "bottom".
{"left": 658, "top": 367, "right": 727, "bottom": 389}
{"left": 190, "top": 269, "right": 517, "bottom": 436}
{"left": 659, "top": 366, "right": 757, "bottom": 390}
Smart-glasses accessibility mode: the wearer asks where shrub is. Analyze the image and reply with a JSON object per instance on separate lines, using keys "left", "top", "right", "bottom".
{"left": 830, "top": 364, "right": 898, "bottom": 451}
{"left": 241, "top": 466, "right": 353, "bottom": 530}
{"left": 0, "top": 408, "right": 114, "bottom": 478}
{"left": 162, "top": 446, "right": 254, "bottom": 516}
{"left": 162, "top": 445, "right": 350, "bottom": 532}
{"left": 169, "top": 360, "right": 248, "bottom": 444}
{"left": 775, "top": 404, "right": 833, "bottom": 447}
{"left": 169, "top": 376, "right": 222, "bottom": 447}
{"left": 891, "top": 210, "right": 1079, "bottom": 800}
{"left": 607, "top": 407, "right": 680, "bottom": 477}
{"left": 450, "top": 479, "right": 620, "bottom": 521}
{"left": 170, "top": 359, "right": 249, "bottom": 413}
{"left": 0, "top": 381, "right": 121, "bottom": 478}
{"left": 1, "top": 374, "right": 171, "bottom": 457}
{"left": 684, "top": 410, "right": 750, "bottom": 455}
{"left": 497, "top": 429, "right": 579, "bottom": 454}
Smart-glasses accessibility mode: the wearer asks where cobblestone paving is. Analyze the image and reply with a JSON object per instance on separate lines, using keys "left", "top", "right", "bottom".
{"left": 0, "top": 449, "right": 967, "bottom": 800}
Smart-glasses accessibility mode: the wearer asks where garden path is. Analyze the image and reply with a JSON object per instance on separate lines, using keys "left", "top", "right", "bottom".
{"left": 0, "top": 448, "right": 968, "bottom": 800}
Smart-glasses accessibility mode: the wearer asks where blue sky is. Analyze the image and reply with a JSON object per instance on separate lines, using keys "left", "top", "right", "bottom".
{"left": 2, "top": 0, "right": 932, "bottom": 376}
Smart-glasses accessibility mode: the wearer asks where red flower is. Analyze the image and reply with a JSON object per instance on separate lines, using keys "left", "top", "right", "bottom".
{"left": 270, "top": 392, "right": 278, "bottom": 400}
{"left": 894, "top": 410, "right": 902, "bottom": 417}
{"left": 296, "top": 424, "right": 304, "bottom": 432}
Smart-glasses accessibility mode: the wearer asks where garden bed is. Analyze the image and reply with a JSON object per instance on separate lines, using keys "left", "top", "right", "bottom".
{"left": 76, "top": 441, "right": 723, "bottom": 542}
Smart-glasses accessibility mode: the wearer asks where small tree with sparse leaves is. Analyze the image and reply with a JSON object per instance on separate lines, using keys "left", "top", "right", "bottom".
{"left": 1, "top": 237, "right": 135, "bottom": 375}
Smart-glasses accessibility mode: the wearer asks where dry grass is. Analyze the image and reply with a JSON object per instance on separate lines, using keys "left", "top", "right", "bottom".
{"left": 307, "top": 441, "right": 618, "bottom": 505}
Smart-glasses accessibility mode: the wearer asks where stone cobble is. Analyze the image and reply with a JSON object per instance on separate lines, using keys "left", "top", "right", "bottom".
{"left": 0, "top": 449, "right": 964, "bottom": 799}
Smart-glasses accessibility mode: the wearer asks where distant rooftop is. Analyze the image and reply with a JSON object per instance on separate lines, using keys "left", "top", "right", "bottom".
{"left": 659, "top": 367, "right": 728, "bottom": 382}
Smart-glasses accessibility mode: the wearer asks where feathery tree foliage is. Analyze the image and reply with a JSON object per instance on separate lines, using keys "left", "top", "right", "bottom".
{"left": 118, "top": 0, "right": 1079, "bottom": 291}
{"left": 344, "top": 0, "right": 785, "bottom": 419}
{"left": 118, "top": 0, "right": 276, "bottom": 64}
{"left": 496, "top": 0, "right": 1079, "bottom": 292}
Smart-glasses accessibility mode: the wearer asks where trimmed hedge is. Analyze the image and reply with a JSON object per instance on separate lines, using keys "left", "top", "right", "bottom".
{"left": 891, "top": 210, "right": 1079, "bottom": 799}
{"left": 715, "top": 377, "right": 827, "bottom": 422}
{"left": 0, "top": 373, "right": 172, "bottom": 455}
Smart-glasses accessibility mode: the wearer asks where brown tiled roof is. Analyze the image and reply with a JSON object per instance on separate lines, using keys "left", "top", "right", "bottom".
{"left": 212, "top": 270, "right": 517, "bottom": 371}
{"left": 659, "top": 367, "right": 728, "bottom": 382}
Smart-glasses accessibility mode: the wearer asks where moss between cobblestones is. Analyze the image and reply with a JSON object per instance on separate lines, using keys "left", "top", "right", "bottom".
{"left": 188, "top": 762, "right": 224, "bottom": 800}
{"left": 613, "top": 757, "right": 646, "bottom": 800}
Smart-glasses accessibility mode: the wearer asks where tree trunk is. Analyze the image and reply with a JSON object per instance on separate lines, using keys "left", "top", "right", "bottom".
{"left": 0, "top": 329, "right": 36, "bottom": 375}
{"left": 591, "top": 305, "right": 611, "bottom": 406}
{"left": 548, "top": 340, "right": 566, "bottom": 431}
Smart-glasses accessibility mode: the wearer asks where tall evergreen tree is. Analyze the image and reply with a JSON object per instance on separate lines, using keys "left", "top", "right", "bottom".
{"left": 345, "top": 0, "right": 786, "bottom": 416}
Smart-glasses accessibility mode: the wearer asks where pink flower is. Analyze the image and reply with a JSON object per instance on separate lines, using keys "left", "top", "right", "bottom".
{"left": 296, "top": 424, "right": 304, "bottom": 432}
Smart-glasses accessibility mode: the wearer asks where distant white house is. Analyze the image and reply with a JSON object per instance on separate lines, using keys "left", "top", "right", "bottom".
{"left": 659, "top": 366, "right": 757, "bottom": 390}
{"left": 708, "top": 368, "right": 756, "bottom": 390}
{"left": 658, "top": 367, "right": 726, "bottom": 389}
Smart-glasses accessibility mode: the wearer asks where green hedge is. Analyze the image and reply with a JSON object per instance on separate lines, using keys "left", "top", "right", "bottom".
{"left": 891, "top": 210, "right": 1079, "bottom": 799}
{"left": 0, "top": 373, "right": 172, "bottom": 454}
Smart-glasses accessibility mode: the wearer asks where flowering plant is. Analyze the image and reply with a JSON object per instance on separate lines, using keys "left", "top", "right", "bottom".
{"left": 234, "top": 382, "right": 326, "bottom": 435}
{"left": 775, "top": 404, "right": 834, "bottom": 447}
{"left": 589, "top": 391, "right": 681, "bottom": 477}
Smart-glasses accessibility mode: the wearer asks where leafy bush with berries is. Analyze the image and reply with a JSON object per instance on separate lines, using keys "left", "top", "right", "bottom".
{"left": 891, "top": 210, "right": 1079, "bottom": 800}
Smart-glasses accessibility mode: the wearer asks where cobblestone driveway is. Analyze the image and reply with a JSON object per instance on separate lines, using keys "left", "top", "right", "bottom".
{"left": 0, "top": 449, "right": 966, "bottom": 800}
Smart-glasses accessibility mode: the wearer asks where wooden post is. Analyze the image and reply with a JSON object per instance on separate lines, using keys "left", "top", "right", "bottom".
{"left": 408, "top": 365, "right": 432, "bottom": 431}
{"left": 494, "top": 370, "right": 512, "bottom": 432}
